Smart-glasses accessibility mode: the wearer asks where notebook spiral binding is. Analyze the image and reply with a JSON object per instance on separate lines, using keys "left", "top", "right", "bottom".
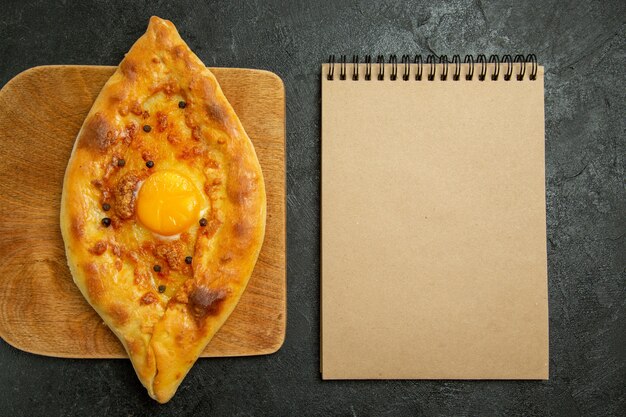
{"left": 327, "top": 54, "right": 537, "bottom": 82}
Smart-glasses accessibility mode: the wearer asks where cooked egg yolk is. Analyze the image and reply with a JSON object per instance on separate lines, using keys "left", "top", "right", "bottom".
{"left": 136, "top": 170, "right": 203, "bottom": 236}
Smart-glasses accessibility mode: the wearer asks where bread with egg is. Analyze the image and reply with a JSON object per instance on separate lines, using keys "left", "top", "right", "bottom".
{"left": 60, "top": 16, "right": 266, "bottom": 403}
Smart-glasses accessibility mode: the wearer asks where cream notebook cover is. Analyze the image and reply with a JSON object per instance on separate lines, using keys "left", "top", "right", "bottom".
{"left": 321, "top": 55, "right": 548, "bottom": 379}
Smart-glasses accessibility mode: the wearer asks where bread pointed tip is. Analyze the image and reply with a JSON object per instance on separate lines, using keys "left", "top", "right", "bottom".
{"left": 148, "top": 16, "right": 176, "bottom": 31}
{"left": 152, "top": 384, "right": 178, "bottom": 404}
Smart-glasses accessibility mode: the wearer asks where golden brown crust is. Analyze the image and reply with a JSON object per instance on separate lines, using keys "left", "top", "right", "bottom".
{"left": 60, "top": 16, "right": 266, "bottom": 403}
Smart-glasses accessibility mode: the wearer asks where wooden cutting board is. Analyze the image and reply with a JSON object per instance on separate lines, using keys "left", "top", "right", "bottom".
{"left": 0, "top": 65, "right": 285, "bottom": 358}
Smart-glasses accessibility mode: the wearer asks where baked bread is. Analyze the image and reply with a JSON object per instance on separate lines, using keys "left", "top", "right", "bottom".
{"left": 60, "top": 16, "right": 266, "bottom": 403}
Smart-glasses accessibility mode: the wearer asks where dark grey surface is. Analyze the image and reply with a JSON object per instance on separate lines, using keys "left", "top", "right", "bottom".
{"left": 1, "top": 0, "right": 624, "bottom": 415}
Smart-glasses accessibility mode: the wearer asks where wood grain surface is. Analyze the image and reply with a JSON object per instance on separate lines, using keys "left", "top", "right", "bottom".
{"left": 0, "top": 65, "right": 286, "bottom": 358}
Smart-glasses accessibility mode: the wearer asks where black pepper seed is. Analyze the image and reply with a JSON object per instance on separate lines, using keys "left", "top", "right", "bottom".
{"left": 146, "top": 160, "right": 154, "bottom": 168}
{"left": 178, "top": 100, "right": 186, "bottom": 109}
{"left": 199, "top": 218, "right": 208, "bottom": 227}
{"left": 117, "top": 159, "right": 126, "bottom": 167}
{"left": 101, "top": 218, "right": 111, "bottom": 227}
{"left": 143, "top": 125, "right": 152, "bottom": 132}
{"left": 153, "top": 265, "right": 161, "bottom": 272}
{"left": 102, "top": 203, "right": 111, "bottom": 212}
{"left": 158, "top": 285, "right": 166, "bottom": 293}
{"left": 185, "top": 256, "right": 192, "bottom": 264}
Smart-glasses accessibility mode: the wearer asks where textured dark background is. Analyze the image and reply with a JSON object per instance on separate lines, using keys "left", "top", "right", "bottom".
{"left": 1, "top": 0, "right": 624, "bottom": 416}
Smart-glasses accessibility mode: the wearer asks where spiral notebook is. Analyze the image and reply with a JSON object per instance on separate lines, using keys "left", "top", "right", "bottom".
{"left": 321, "top": 54, "right": 548, "bottom": 379}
